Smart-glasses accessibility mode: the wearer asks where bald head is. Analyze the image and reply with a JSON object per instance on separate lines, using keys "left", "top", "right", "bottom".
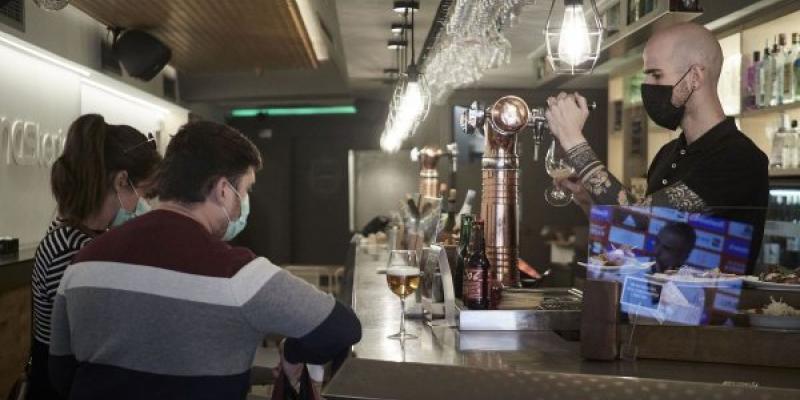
{"left": 644, "top": 22, "right": 723, "bottom": 86}
{"left": 642, "top": 22, "right": 727, "bottom": 139}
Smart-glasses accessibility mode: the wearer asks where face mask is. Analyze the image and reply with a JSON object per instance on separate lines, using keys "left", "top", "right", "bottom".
{"left": 220, "top": 182, "right": 250, "bottom": 241}
{"left": 640, "top": 68, "right": 694, "bottom": 131}
{"left": 111, "top": 181, "right": 151, "bottom": 227}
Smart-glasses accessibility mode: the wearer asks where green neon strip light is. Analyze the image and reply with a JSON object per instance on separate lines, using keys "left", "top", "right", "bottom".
{"left": 231, "top": 105, "right": 357, "bottom": 117}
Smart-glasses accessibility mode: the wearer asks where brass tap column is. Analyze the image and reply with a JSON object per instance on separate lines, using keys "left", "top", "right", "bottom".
{"left": 411, "top": 145, "right": 458, "bottom": 199}
{"left": 463, "top": 96, "right": 530, "bottom": 287}
{"left": 411, "top": 146, "right": 444, "bottom": 198}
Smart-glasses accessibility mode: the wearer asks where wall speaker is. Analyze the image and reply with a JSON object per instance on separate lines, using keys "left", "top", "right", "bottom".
{"left": 113, "top": 30, "right": 172, "bottom": 81}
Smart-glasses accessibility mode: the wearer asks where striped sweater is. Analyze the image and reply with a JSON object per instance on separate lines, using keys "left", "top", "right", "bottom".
{"left": 49, "top": 210, "right": 361, "bottom": 400}
{"left": 32, "top": 220, "right": 93, "bottom": 345}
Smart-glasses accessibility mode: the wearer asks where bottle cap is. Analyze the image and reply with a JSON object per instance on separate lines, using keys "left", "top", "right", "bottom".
{"left": 792, "top": 120, "right": 798, "bottom": 129}
{"left": 753, "top": 51, "right": 760, "bottom": 62}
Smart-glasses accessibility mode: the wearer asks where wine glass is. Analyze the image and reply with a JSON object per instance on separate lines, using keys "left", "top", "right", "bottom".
{"left": 544, "top": 139, "right": 575, "bottom": 207}
{"left": 385, "top": 250, "right": 421, "bottom": 340}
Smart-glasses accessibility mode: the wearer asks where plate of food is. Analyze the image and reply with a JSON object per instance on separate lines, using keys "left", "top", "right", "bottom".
{"left": 579, "top": 246, "right": 654, "bottom": 281}
{"left": 743, "top": 266, "right": 800, "bottom": 292}
{"left": 580, "top": 246, "right": 653, "bottom": 269}
{"left": 745, "top": 297, "right": 800, "bottom": 331}
{"left": 652, "top": 267, "right": 743, "bottom": 285}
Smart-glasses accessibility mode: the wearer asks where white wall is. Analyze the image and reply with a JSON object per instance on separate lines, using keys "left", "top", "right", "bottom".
{"left": 0, "top": 2, "right": 188, "bottom": 249}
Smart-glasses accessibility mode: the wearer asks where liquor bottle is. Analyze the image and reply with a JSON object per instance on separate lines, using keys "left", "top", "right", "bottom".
{"left": 454, "top": 189, "right": 476, "bottom": 230}
{"left": 771, "top": 113, "right": 789, "bottom": 169}
{"left": 771, "top": 37, "right": 784, "bottom": 106}
{"left": 463, "top": 220, "right": 490, "bottom": 310}
{"left": 438, "top": 183, "right": 449, "bottom": 213}
{"left": 437, "top": 189, "right": 458, "bottom": 244}
{"left": 454, "top": 214, "right": 474, "bottom": 300}
{"left": 762, "top": 41, "right": 772, "bottom": 107}
{"left": 794, "top": 33, "right": 800, "bottom": 102}
{"left": 785, "top": 34, "right": 796, "bottom": 104}
{"left": 789, "top": 120, "right": 800, "bottom": 169}
{"left": 745, "top": 51, "right": 760, "bottom": 110}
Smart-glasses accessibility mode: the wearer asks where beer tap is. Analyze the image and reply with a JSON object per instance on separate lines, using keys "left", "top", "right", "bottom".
{"left": 410, "top": 144, "right": 458, "bottom": 199}
{"left": 460, "top": 96, "right": 530, "bottom": 287}
{"left": 459, "top": 96, "right": 596, "bottom": 287}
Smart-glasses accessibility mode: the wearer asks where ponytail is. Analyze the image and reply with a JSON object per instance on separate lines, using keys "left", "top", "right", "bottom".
{"left": 50, "top": 114, "right": 161, "bottom": 225}
{"left": 51, "top": 114, "right": 109, "bottom": 225}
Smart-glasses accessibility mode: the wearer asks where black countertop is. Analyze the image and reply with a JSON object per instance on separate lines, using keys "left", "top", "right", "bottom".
{"left": 0, "top": 248, "right": 35, "bottom": 293}
{"left": 329, "top": 245, "right": 800, "bottom": 399}
{"left": 0, "top": 248, "right": 36, "bottom": 268}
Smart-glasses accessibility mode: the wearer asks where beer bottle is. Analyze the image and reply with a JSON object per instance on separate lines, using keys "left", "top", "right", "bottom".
{"left": 454, "top": 214, "right": 474, "bottom": 300}
{"left": 463, "top": 220, "right": 490, "bottom": 310}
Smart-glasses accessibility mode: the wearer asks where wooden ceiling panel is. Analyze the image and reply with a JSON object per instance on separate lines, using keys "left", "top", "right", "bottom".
{"left": 72, "top": 0, "right": 318, "bottom": 73}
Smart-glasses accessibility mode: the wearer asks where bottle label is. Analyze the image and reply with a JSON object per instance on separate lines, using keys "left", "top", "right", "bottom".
{"left": 785, "top": 62, "right": 793, "bottom": 96}
{"left": 463, "top": 268, "right": 485, "bottom": 300}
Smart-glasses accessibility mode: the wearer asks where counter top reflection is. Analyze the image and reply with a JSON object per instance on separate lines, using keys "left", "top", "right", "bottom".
{"left": 350, "top": 246, "right": 800, "bottom": 390}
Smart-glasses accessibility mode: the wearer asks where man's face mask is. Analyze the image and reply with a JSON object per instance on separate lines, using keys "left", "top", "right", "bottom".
{"left": 111, "top": 179, "right": 151, "bottom": 227}
{"left": 640, "top": 67, "right": 695, "bottom": 131}
{"left": 219, "top": 181, "right": 250, "bottom": 241}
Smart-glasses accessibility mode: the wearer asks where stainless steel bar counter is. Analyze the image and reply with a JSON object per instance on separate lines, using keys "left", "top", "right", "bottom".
{"left": 324, "top": 244, "right": 800, "bottom": 399}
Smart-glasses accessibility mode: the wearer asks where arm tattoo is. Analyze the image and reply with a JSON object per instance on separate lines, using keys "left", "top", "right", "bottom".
{"left": 565, "top": 143, "right": 708, "bottom": 212}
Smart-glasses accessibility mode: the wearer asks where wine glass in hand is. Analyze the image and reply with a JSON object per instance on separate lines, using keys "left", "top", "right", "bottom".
{"left": 544, "top": 139, "right": 575, "bottom": 207}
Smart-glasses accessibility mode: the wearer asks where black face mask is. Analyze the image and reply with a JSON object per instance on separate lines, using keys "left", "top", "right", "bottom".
{"left": 640, "top": 68, "right": 694, "bottom": 131}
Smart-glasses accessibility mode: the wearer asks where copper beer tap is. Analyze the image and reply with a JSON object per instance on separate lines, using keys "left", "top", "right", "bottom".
{"left": 461, "top": 96, "right": 530, "bottom": 287}
{"left": 410, "top": 144, "right": 458, "bottom": 198}
{"left": 461, "top": 96, "right": 596, "bottom": 287}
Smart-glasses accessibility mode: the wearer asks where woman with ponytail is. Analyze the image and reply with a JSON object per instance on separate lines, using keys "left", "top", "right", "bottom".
{"left": 28, "top": 114, "right": 161, "bottom": 399}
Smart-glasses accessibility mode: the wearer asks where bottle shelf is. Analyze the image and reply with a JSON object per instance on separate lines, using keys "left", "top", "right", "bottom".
{"left": 769, "top": 168, "right": 800, "bottom": 177}
{"left": 764, "top": 220, "right": 800, "bottom": 238}
{"left": 737, "top": 102, "right": 800, "bottom": 118}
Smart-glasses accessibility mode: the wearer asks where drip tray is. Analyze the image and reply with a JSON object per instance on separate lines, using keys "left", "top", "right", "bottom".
{"left": 457, "top": 288, "right": 583, "bottom": 331}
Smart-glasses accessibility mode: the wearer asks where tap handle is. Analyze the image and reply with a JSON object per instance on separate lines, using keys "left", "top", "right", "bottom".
{"left": 410, "top": 147, "right": 420, "bottom": 162}
{"left": 445, "top": 142, "right": 458, "bottom": 173}
{"left": 461, "top": 101, "right": 486, "bottom": 137}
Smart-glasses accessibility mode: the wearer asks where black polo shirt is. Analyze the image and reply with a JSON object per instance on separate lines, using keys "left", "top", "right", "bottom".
{"left": 646, "top": 117, "right": 769, "bottom": 273}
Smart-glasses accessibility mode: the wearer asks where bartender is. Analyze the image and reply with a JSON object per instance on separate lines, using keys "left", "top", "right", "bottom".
{"left": 546, "top": 22, "right": 769, "bottom": 274}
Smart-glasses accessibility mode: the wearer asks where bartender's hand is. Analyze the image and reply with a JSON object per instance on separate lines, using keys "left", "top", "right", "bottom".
{"left": 545, "top": 92, "right": 591, "bottom": 151}
{"left": 518, "top": 258, "right": 541, "bottom": 279}
{"left": 555, "top": 176, "right": 592, "bottom": 215}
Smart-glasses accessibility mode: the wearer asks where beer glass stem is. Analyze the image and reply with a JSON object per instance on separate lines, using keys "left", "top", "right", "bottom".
{"left": 399, "top": 298, "right": 406, "bottom": 336}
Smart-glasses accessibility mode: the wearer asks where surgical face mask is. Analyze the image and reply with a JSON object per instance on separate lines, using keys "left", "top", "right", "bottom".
{"left": 640, "top": 68, "right": 694, "bottom": 131}
{"left": 111, "top": 180, "right": 151, "bottom": 227}
{"left": 220, "top": 182, "right": 250, "bottom": 241}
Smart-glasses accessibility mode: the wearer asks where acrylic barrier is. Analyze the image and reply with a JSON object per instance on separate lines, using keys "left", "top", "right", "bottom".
{"left": 583, "top": 205, "right": 769, "bottom": 327}
{"left": 588, "top": 205, "right": 755, "bottom": 275}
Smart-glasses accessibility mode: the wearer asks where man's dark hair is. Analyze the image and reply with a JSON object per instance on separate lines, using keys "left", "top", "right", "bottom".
{"left": 157, "top": 121, "right": 262, "bottom": 203}
{"left": 660, "top": 222, "right": 697, "bottom": 249}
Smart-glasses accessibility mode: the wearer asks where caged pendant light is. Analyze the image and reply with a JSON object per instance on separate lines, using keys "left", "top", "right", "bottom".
{"left": 544, "top": 0, "right": 604, "bottom": 75}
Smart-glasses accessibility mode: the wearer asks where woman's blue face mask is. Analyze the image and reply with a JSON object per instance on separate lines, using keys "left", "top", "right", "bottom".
{"left": 111, "top": 180, "right": 151, "bottom": 228}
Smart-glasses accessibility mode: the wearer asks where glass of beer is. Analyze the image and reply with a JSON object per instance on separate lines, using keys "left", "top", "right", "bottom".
{"left": 386, "top": 250, "right": 421, "bottom": 340}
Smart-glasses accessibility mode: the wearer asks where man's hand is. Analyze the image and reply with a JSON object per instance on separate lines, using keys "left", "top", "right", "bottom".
{"left": 555, "top": 176, "right": 592, "bottom": 215}
{"left": 545, "top": 92, "right": 591, "bottom": 151}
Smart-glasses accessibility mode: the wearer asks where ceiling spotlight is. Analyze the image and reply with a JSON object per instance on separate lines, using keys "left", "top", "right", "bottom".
{"left": 393, "top": 1, "right": 419, "bottom": 13}
{"left": 391, "top": 22, "right": 412, "bottom": 34}
{"left": 387, "top": 39, "right": 408, "bottom": 50}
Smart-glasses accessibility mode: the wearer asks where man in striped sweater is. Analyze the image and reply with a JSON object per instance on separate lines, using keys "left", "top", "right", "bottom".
{"left": 48, "top": 121, "right": 361, "bottom": 399}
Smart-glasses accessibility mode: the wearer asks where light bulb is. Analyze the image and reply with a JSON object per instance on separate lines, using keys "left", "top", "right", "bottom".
{"left": 557, "top": 2, "right": 590, "bottom": 67}
{"left": 391, "top": 81, "right": 426, "bottom": 139}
